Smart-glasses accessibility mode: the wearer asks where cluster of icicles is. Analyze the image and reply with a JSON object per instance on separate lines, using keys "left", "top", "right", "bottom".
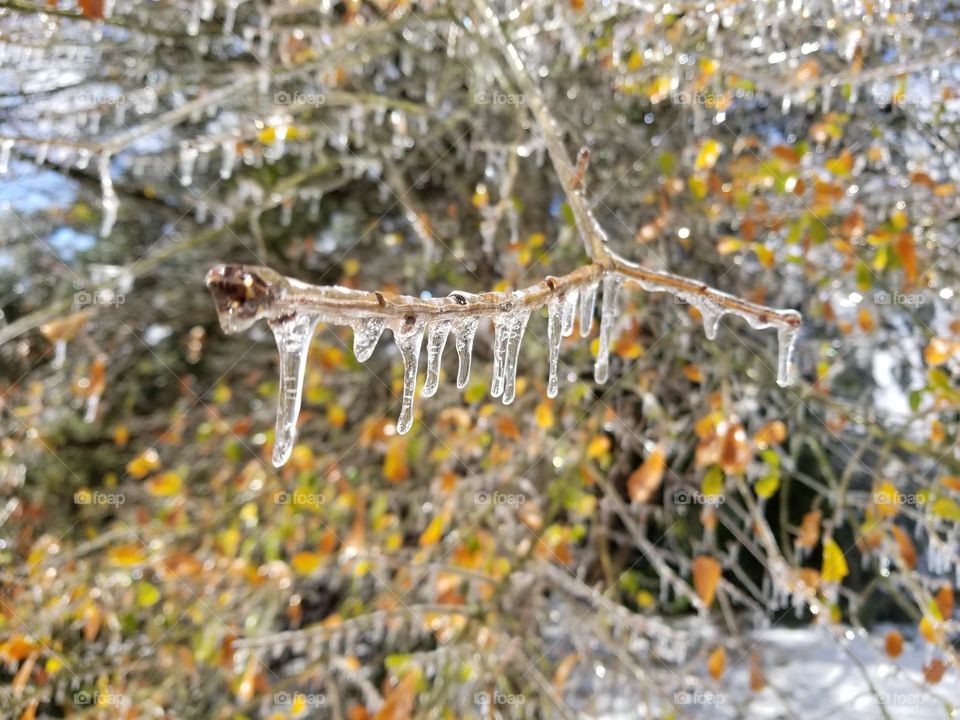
{"left": 207, "top": 266, "right": 799, "bottom": 467}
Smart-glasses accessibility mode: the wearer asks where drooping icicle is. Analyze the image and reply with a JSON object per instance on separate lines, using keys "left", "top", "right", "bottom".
{"left": 422, "top": 321, "right": 451, "bottom": 398}
{"left": 560, "top": 289, "right": 579, "bottom": 337}
{"left": 594, "top": 275, "right": 623, "bottom": 384}
{"left": 490, "top": 311, "right": 530, "bottom": 404}
{"left": 269, "top": 313, "right": 320, "bottom": 467}
{"left": 546, "top": 298, "right": 562, "bottom": 398}
{"left": 351, "top": 317, "right": 385, "bottom": 362}
{"left": 451, "top": 315, "right": 479, "bottom": 389}
{"left": 391, "top": 316, "right": 425, "bottom": 434}
{"left": 0, "top": 139, "right": 12, "bottom": 174}
{"left": 98, "top": 153, "right": 118, "bottom": 237}
{"left": 687, "top": 297, "right": 723, "bottom": 340}
{"left": 776, "top": 324, "right": 799, "bottom": 387}
{"left": 579, "top": 281, "right": 598, "bottom": 337}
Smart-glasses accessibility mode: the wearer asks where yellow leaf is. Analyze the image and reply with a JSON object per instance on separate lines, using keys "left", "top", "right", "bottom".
{"left": 418, "top": 515, "right": 445, "bottom": 547}
{"left": 586, "top": 434, "right": 610, "bottom": 460}
{"left": 107, "top": 544, "right": 146, "bottom": 567}
{"left": 821, "top": 538, "right": 848, "bottom": 583}
{"left": 707, "top": 646, "right": 726, "bottom": 680}
{"left": 535, "top": 401, "right": 555, "bottom": 430}
{"left": 383, "top": 436, "right": 410, "bottom": 483}
{"left": 695, "top": 139, "right": 722, "bottom": 170}
{"left": 327, "top": 403, "right": 347, "bottom": 429}
{"left": 146, "top": 471, "right": 182, "bottom": 497}
{"left": 753, "top": 420, "right": 787, "bottom": 448}
{"left": 873, "top": 481, "right": 899, "bottom": 519}
{"left": 291, "top": 551, "right": 322, "bottom": 576}
{"left": 692, "top": 555, "right": 722, "bottom": 608}
{"left": 717, "top": 237, "right": 742, "bottom": 255}
{"left": 919, "top": 615, "right": 943, "bottom": 644}
{"left": 126, "top": 449, "right": 160, "bottom": 479}
{"left": 924, "top": 337, "right": 953, "bottom": 366}
{"left": 626, "top": 445, "right": 666, "bottom": 503}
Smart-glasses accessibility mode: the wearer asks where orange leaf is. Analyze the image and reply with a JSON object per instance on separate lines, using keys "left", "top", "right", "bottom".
{"left": 749, "top": 651, "right": 766, "bottom": 692}
{"left": 753, "top": 420, "right": 787, "bottom": 448}
{"left": 795, "top": 510, "right": 821, "bottom": 550}
{"left": 719, "top": 420, "right": 750, "bottom": 475}
{"left": 383, "top": 436, "right": 409, "bottom": 483}
{"left": 626, "top": 445, "right": 666, "bottom": 503}
{"left": 78, "top": 0, "right": 104, "bottom": 18}
{"left": 884, "top": 629, "right": 903, "bottom": 658}
{"left": 936, "top": 585, "right": 954, "bottom": 620}
{"left": 375, "top": 671, "right": 417, "bottom": 720}
{"left": 891, "top": 525, "right": 917, "bottom": 569}
{"left": 692, "top": 555, "right": 722, "bottom": 608}
{"left": 707, "top": 646, "right": 726, "bottom": 680}
{"left": 895, "top": 232, "right": 917, "bottom": 289}
{"left": 923, "top": 659, "right": 946, "bottom": 684}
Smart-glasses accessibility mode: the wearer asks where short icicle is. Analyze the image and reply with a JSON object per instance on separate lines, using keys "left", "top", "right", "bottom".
{"left": 579, "top": 281, "right": 598, "bottom": 337}
{"left": 594, "top": 274, "right": 623, "bottom": 384}
{"left": 269, "top": 313, "right": 320, "bottom": 467}
{"left": 422, "top": 321, "right": 451, "bottom": 398}
{"left": 392, "top": 316, "right": 425, "bottom": 434}
{"left": 351, "top": 316, "right": 385, "bottom": 362}
{"left": 776, "top": 324, "right": 799, "bottom": 387}
{"left": 560, "top": 289, "right": 579, "bottom": 337}
{"left": 451, "top": 316, "right": 479, "bottom": 389}
{"left": 546, "top": 298, "right": 563, "bottom": 398}
{"left": 490, "top": 314, "right": 509, "bottom": 399}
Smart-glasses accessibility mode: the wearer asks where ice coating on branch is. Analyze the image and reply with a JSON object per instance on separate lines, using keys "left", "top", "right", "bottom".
{"left": 579, "top": 281, "right": 598, "bottom": 337}
{"left": 270, "top": 313, "right": 320, "bottom": 467}
{"left": 351, "top": 317, "right": 385, "bottom": 362}
{"left": 423, "top": 321, "right": 451, "bottom": 398}
{"left": 560, "top": 289, "right": 579, "bottom": 337}
{"left": 98, "top": 153, "right": 118, "bottom": 237}
{"left": 451, "top": 313, "right": 479, "bottom": 389}
{"left": 490, "top": 310, "right": 530, "bottom": 404}
{"left": 391, "top": 316, "right": 425, "bottom": 434}
{"left": 594, "top": 274, "right": 623, "bottom": 383}
{"left": 546, "top": 298, "right": 562, "bottom": 398}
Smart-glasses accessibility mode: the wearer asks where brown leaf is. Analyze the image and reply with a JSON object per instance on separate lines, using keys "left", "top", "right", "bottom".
{"left": 923, "top": 659, "right": 946, "bottom": 684}
{"left": 692, "top": 555, "right": 722, "bottom": 608}
{"left": 891, "top": 525, "right": 917, "bottom": 569}
{"left": 719, "top": 421, "right": 750, "bottom": 475}
{"left": 375, "top": 671, "right": 417, "bottom": 720}
{"left": 935, "top": 585, "right": 954, "bottom": 620}
{"left": 795, "top": 510, "right": 821, "bottom": 550}
{"left": 884, "top": 629, "right": 903, "bottom": 658}
{"left": 749, "top": 651, "right": 766, "bottom": 692}
{"left": 627, "top": 444, "right": 666, "bottom": 503}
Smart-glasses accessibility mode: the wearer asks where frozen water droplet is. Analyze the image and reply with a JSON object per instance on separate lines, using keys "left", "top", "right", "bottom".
{"left": 422, "top": 321, "right": 450, "bottom": 398}
{"left": 392, "top": 316, "right": 424, "bottom": 434}
{"left": 547, "top": 298, "right": 563, "bottom": 398}
{"left": 594, "top": 275, "right": 623, "bottom": 384}
{"left": 270, "top": 313, "right": 319, "bottom": 467}
{"left": 699, "top": 301, "right": 722, "bottom": 340}
{"left": 560, "top": 289, "right": 579, "bottom": 337}
{"left": 351, "top": 317, "right": 384, "bottom": 362}
{"left": 776, "top": 322, "right": 799, "bottom": 387}
{"left": 579, "top": 281, "right": 598, "bottom": 337}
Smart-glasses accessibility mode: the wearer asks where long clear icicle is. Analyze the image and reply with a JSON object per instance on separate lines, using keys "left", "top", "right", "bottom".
{"left": 98, "top": 153, "right": 118, "bottom": 237}
{"left": 594, "top": 275, "right": 623, "bottom": 384}
{"left": 392, "top": 317, "right": 425, "bottom": 434}
{"left": 560, "top": 289, "right": 579, "bottom": 337}
{"left": 579, "top": 281, "right": 598, "bottom": 337}
{"left": 422, "top": 321, "right": 451, "bottom": 397}
{"left": 546, "top": 298, "right": 563, "bottom": 398}
{"left": 451, "top": 316, "right": 479, "bottom": 388}
{"left": 352, "top": 317, "right": 385, "bottom": 362}
{"left": 270, "top": 313, "right": 320, "bottom": 467}
{"left": 490, "top": 311, "right": 530, "bottom": 404}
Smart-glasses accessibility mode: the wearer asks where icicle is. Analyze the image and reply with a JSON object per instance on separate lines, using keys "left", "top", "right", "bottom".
{"left": 697, "top": 299, "right": 723, "bottom": 340}
{"left": 351, "top": 317, "right": 385, "bottom": 362}
{"left": 546, "top": 298, "right": 562, "bottom": 398}
{"left": 269, "top": 313, "right": 320, "bottom": 467}
{"left": 450, "top": 313, "right": 479, "bottom": 389}
{"left": 422, "top": 321, "right": 450, "bottom": 398}
{"left": 579, "top": 281, "right": 598, "bottom": 337}
{"left": 594, "top": 275, "right": 623, "bottom": 383}
{"left": 0, "top": 139, "right": 12, "bottom": 174}
{"left": 220, "top": 139, "right": 237, "bottom": 180}
{"left": 391, "top": 316, "right": 425, "bottom": 434}
{"left": 179, "top": 142, "right": 198, "bottom": 186}
{"left": 98, "top": 153, "right": 118, "bottom": 237}
{"left": 560, "top": 289, "right": 578, "bottom": 337}
{"left": 490, "top": 311, "right": 530, "bottom": 404}
{"left": 776, "top": 323, "right": 799, "bottom": 387}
